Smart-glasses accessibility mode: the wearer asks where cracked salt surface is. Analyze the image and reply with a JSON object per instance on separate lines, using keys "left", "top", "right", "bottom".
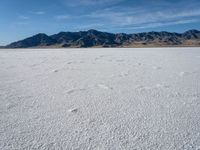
{"left": 0, "top": 48, "right": 200, "bottom": 149}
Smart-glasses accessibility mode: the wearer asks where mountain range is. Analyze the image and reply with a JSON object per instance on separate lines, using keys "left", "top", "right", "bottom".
{"left": 3, "top": 29, "right": 200, "bottom": 48}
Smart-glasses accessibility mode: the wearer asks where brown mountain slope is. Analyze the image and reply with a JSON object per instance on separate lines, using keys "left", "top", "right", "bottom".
{"left": 4, "top": 29, "right": 200, "bottom": 48}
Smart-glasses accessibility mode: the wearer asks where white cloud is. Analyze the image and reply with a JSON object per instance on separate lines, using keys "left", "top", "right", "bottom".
{"left": 116, "top": 19, "right": 199, "bottom": 30}
{"left": 32, "top": 11, "right": 45, "bottom": 15}
{"left": 18, "top": 15, "right": 29, "bottom": 20}
{"left": 78, "top": 0, "right": 123, "bottom": 6}
{"left": 53, "top": 1, "right": 200, "bottom": 31}
{"left": 15, "top": 22, "right": 29, "bottom": 25}
{"left": 55, "top": 15, "right": 71, "bottom": 20}
{"left": 60, "top": 0, "right": 123, "bottom": 7}
{"left": 85, "top": 8, "right": 200, "bottom": 27}
{"left": 73, "top": 23, "right": 105, "bottom": 30}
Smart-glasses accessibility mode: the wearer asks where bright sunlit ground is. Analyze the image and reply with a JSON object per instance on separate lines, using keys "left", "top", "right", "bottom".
{"left": 0, "top": 48, "right": 200, "bottom": 149}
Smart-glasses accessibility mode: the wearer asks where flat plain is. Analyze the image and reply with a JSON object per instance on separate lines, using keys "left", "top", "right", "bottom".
{"left": 0, "top": 48, "right": 200, "bottom": 149}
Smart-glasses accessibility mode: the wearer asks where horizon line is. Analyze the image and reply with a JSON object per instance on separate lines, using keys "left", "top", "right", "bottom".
{"left": 1, "top": 28, "right": 199, "bottom": 46}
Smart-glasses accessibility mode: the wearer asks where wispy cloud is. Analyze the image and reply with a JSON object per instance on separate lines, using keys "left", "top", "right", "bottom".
{"left": 55, "top": 15, "right": 70, "bottom": 20}
{"left": 73, "top": 23, "right": 105, "bottom": 30}
{"left": 15, "top": 22, "right": 29, "bottom": 25}
{"left": 32, "top": 11, "right": 45, "bottom": 15}
{"left": 115, "top": 19, "right": 200, "bottom": 30}
{"left": 60, "top": 0, "right": 123, "bottom": 7}
{"left": 18, "top": 15, "right": 29, "bottom": 20}
{"left": 52, "top": 6, "right": 200, "bottom": 32}
{"left": 76, "top": 0, "right": 123, "bottom": 6}
{"left": 84, "top": 7, "right": 200, "bottom": 29}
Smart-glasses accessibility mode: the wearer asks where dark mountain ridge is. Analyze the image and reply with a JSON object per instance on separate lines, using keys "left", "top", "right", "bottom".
{"left": 4, "top": 29, "right": 200, "bottom": 48}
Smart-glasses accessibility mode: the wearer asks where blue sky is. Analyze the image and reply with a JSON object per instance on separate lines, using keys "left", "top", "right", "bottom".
{"left": 0, "top": 0, "right": 200, "bottom": 45}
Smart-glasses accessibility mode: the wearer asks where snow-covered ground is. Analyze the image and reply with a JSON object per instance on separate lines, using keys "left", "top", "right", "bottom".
{"left": 0, "top": 48, "right": 200, "bottom": 149}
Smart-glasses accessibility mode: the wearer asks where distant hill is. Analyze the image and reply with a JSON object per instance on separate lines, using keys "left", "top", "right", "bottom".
{"left": 4, "top": 29, "right": 200, "bottom": 48}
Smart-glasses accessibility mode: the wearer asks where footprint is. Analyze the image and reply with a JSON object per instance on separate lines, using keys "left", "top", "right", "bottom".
{"left": 95, "top": 55, "right": 105, "bottom": 60}
{"left": 119, "top": 72, "right": 129, "bottom": 77}
{"left": 179, "top": 71, "right": 189, "bottom": 77}
{"left": 135, "top": 84, "right": 170, "bottom": 91}
{"left": 97, "top": 84, "right": 113, "bottom": 90}
{"left": 53, "top": 69, "right": 59, "bottom": 73}
{"left": 155, "top": 84, "right": 170, "bottom": 89}
{"left": 68, "top": 108, "right": 79, "bottom": 113}
{"left": 155, "top": 84, "right": 162, "bottom": 88}
{"left": 135, "top": 85, "right": 151, "bottom": 91}
{"left": 7, "top": 65, "right": 16, "bottom": 69}
{"left": 16, "top": 79, "right": 24, "bottom": 84}
{"left": 66, "top": 90, "right": 76, "bottom": 94}
{"left": 99, "top": 55, "right": 105, "bottom": 58}
{"left": 66, "top": 88, "right": 86, "bottom": 94}
{"left": 152, "top": 66, "right": 162, "bottom": 70}
{"left": 163, "top": 85, "right": 170, "bottom": 88}
{"left": 6, "top": 103, "right": 17, "bottom": 110}
{"left": 116, "top": 59, "right": 124, "bottom": 62}
{"left": 67, "top": 62, "right": 73, "bottom": 64}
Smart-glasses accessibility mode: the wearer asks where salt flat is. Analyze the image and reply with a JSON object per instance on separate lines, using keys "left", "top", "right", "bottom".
{"left": 0, "top": 48, "right": 200, "bottom": 149}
